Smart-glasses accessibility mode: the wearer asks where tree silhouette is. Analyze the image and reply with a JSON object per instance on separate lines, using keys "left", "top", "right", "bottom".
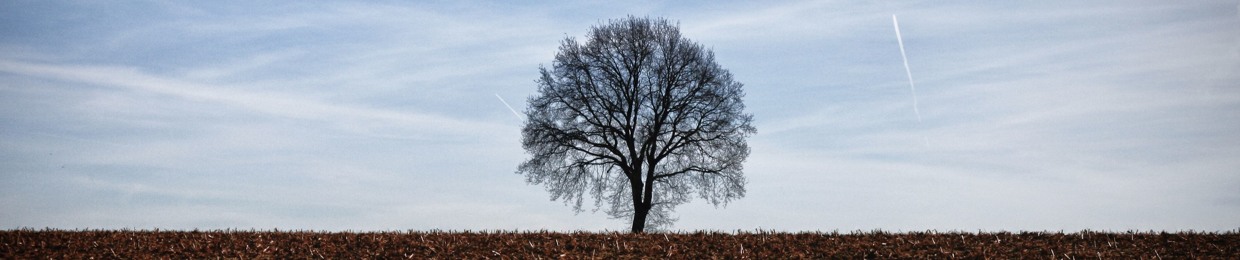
{"left": 519, "top": 16, "right": 755, "bottom": 233}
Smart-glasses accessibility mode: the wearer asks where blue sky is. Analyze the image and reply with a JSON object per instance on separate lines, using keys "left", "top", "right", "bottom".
{"left": 2, "top": 1, "right": 1238, "bottom": 232}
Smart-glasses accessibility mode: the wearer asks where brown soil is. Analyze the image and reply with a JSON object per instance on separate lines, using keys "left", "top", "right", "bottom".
{"left": 3, "top": 229, "right": 1237, "bottom": 259}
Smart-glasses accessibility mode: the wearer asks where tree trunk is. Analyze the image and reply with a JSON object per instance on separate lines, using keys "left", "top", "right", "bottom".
{"left": 631, "top": 202, "right": 649, "bottom": 233}
{"left": 628, "top": 168, "right": 647, "bottom": 233}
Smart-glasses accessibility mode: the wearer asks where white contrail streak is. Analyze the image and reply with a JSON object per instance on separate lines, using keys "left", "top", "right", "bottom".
{"left": 494, "top": 93, "right": 524, "bottom": 121}
{"left": 893, "top": 14, "right": 922, "bottom": 123}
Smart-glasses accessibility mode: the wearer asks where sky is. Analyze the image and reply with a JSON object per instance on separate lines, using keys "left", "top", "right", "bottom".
{"left": 2, "top": 1, "right": 1238, "bottom": 232}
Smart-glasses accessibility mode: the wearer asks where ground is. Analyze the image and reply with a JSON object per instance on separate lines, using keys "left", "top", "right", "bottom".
{"left": 3, "top": 229, "right": 1237, "bottom": 258}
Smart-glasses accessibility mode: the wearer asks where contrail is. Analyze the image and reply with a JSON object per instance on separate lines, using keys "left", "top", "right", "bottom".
{"left": 494, "top": 93, "right": 524, "bottom": 121}
{"left": 893, "top": 14, "right": 922, "bottom": 123}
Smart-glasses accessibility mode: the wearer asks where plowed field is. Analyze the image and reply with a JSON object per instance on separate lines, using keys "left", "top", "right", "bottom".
{"left": 3, "top": 229, "right": 1237, "bottom": 258}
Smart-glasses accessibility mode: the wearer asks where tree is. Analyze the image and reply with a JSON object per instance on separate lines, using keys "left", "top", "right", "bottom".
{"left": 518, "top": 16, "right": 755, "bottom": 233}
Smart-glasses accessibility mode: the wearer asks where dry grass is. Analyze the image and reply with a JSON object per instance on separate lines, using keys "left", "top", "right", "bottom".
{"left": 3, "top": 229, "right": 1237, "bottom": 258}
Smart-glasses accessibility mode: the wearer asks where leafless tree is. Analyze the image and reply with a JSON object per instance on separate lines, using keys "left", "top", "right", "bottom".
{"left": 519, "top": 16, "right": 755, "bottom": 233}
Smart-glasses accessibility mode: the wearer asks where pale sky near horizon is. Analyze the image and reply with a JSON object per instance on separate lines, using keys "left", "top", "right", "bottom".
{"left": 2, "top": 1, "right": 1238, "bottom": 232}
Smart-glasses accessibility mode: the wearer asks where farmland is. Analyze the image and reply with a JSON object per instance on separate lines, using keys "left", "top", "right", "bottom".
{"left": 3, "top": 229, "right": 1237, "bottom": 258}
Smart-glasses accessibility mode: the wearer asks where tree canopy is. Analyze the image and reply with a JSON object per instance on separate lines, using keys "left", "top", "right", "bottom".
{"left": 519, "top": 16, "right": 755, "bottom": 233}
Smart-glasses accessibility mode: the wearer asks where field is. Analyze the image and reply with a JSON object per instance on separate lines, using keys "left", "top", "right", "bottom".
{"left": 3, "top": 229, "right": 1237, "bottom": 258}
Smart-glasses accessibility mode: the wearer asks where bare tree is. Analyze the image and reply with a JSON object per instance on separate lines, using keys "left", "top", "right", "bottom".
{"left": 519, "top": 16, "right": 755, "bottom": 233}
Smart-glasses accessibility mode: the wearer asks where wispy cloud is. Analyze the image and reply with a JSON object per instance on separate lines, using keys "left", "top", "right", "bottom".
{"left": 2, "top": 1, "right": 1237, "bottom": 231}
{"left": 494, "top": 93, "right": 524, "bottom": 121}
{"left": 0, "top": 60, "right": 502, "bottom": 139}
{"left": 891, "top": 15, "right": 921, "bottom": 123}
{"left": 672, "top": 1, "right": 1240, "bottom": 231}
